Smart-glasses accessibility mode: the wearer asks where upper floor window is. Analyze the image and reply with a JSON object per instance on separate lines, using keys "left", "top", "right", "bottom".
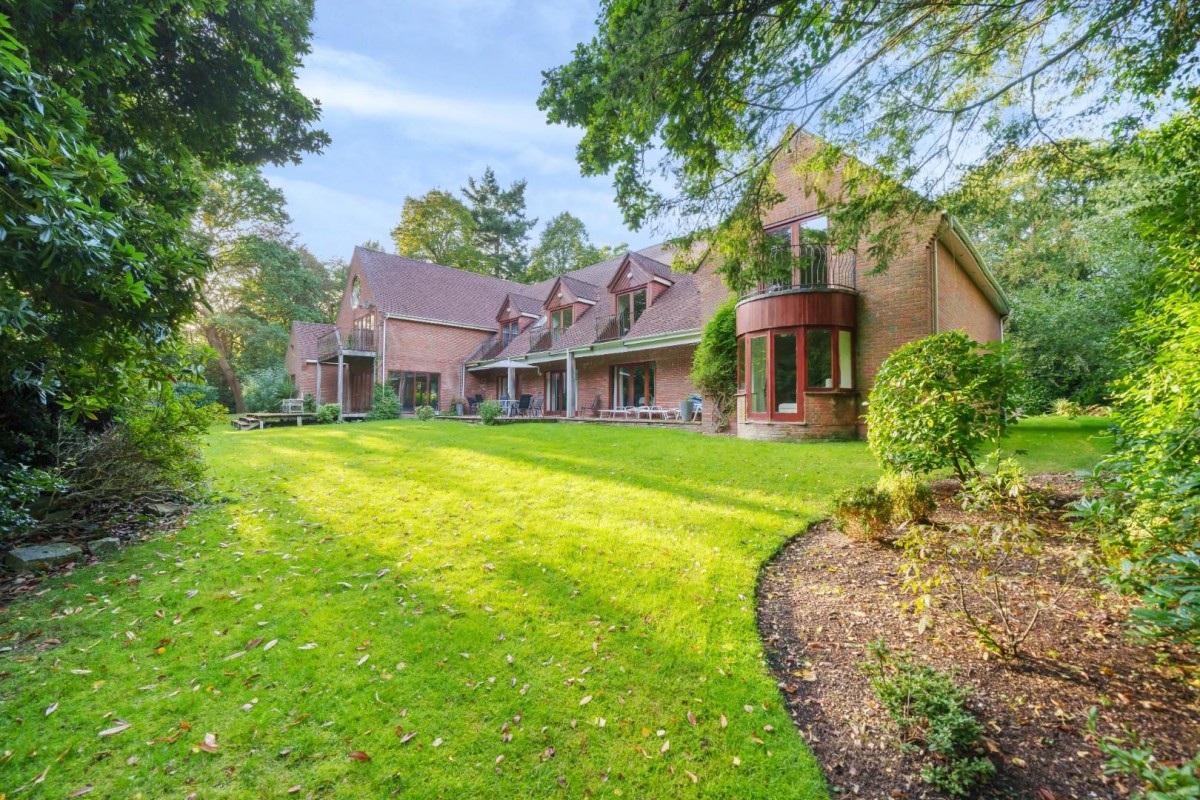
{"left": 501, "top": 320, "right": 520, "bottom": 346}
{"left": 617, "top": 289, "right": 647, "bottom": 336}
{"left": 550, "top": 307, "right": 573, "bottom": 344}
{"left": 351, "top": 277, "right": 362, "bottom": 308}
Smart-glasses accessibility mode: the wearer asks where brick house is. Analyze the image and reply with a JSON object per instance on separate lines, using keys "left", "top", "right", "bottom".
{"left": 286, "top": 138, "right": 1008, "bottom": 439}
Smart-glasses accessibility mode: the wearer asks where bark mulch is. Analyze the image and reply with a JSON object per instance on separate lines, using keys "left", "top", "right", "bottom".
{"left": 757, "top": 475, "right": 1199, "bottom": 799}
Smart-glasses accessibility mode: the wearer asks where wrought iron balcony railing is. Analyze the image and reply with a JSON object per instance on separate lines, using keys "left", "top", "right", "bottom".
{"left": 740, "top": 243, "right": 857, "bottom": 298}
{"left": 466, "top": 334, "right": 505, "bottom": 363}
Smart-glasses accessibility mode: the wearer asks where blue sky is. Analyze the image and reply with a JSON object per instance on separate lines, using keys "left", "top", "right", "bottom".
{"left": 263, "top": 0, "right": 649, "bottom": 263}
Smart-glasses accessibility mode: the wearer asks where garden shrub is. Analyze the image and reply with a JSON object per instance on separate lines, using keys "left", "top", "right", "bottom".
{"left": 898, "top": 520, "right": 1083, "bottom": 656}
{"left": 878, "top": 472, "right": 936, "bottom": 523}
{"left": 832, "top": 484, "right": 893, "bottom": 542}
{"left": 959, "top": 452, "right": 1042, "bottom": 517}
{"left": 415, "top": 404, "right": 436, "bottom": 421}
{"left": 1071, "top": 96, "right": 1200, "bottom": 647}
{"left": 1088, "top": 711, "right": 1200, "bottom": 799}
{"left": 861, "top": 640, "right": 995, "bottom": 796}
{"left": 302, "top": 393, "right": 317, "bottom": 413}
{"left": 478, "top": 400, "right": 502, "bottom": 425}
{"left": 0, "top": 465, "right": 67, "bottom": 545}
{"left": 866, "top": 331, "right": 1020, "bottom": 480}
{"left": 365, "top": 384, "right": 401, "bottom": 421}
{"left": 690, "top": 298, "right": 737, "bottom": 431}
{"left": 32, "top": 384, "right": 222, "bottom": 535}
{"left": 242, "top": 366, "right": 295, "bottom": 412}
{"left": 315, "top": 403, "right": 340, "bottom": 423}
{"left": 1052, "top": 398, "right": 1084, "bottom": 417}
{"left": 174, "top": 381, "right": 221, "bottom": 409}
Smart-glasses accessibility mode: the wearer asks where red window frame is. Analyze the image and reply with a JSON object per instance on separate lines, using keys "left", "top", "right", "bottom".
{"left": 741, "top": 327, "right": 854, "bottom": 422}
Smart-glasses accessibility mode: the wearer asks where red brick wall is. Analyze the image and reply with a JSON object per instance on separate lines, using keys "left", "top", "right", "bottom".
{"left": 382, "top": 318, "right": 494, "bottom": 408}
{"left": 935, "top": 240, "right": 1003, "bottom": 343}
{"left": 573, "top": 344, "right": 697, "bottom": 415}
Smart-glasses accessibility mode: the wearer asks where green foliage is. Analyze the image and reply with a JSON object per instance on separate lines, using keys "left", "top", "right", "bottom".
{"left": 478, "top": 400, "right": 502, "bottom": 425}
{"left": 831, "top": 485, "right": 893, "bottom": 542}
{"left": 527, "top": 212, "right": 624, "bottom": 281}
{"left": 302, "top": 393, "right": 317, "bottom": 414}
{"left": 315, "top": 403, "right": 340, "bottom": 424}
{"left": 365, "top": 384, "right": 401, "bottom": 421}
{"left": 878, "top": 472, "right": 936, "bottom": 524}
{"left": 1089, "top": 711, "right": 1200, "bottom": 799}
{"left": 689, "top": 299, "right": 738, "bottom": 431}
{"left": 0, "top": 2, "right": 325, "bottom": 452}
{"left": 1052, "top": 398, "right": 1085, "bottom": 417}
{"left": 861, "top": 640, "right": 994, "bottom": 796}
{"left": 867, "top": 331, "right": 1020, "bottom": 480}
{"left": 462, "top": 167, "right": 537, "bottom": 280}
{"left": 540, "top": 1, "right": 1196, "bottom": 283}
{"left": 242, "top": 367, "right": 295, "bottom": 413}
{"left": 174, "top": 381, "right": 221, "bottom": 409}
{"left": 390, "top": 189, "right": 485, "bottom": 273}
{"left": 959, "top": 453, "right": 1042, "bottom": 517}
{"left": 898, "top": 521, "right": 1080, "bottom": 656}
{"left": 415, "top": 405, "right": 436, "bottom": 421}
{"left": 0, "top": 465, "right": 67, "bottom": 544}
{"left": 1078, "top": 95, "right": 1200, "bottom": 647}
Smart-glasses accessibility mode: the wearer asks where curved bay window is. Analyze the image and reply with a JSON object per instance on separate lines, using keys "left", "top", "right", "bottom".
{"left": 744, "top": 327, "right": 853, "bottom": 422}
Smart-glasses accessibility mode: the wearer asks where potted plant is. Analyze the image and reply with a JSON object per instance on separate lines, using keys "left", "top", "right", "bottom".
{"left": 453, "top": 396, "right": 466, "bottom": 416}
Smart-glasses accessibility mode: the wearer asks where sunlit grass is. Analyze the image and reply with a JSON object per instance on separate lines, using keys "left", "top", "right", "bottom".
{"left": 0, "top": 417, "right": 1107, "bottom": 798}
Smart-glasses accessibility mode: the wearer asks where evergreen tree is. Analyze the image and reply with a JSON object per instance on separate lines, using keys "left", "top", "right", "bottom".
{"left": 461, "top": 167, "right": 537, "bottom": 280}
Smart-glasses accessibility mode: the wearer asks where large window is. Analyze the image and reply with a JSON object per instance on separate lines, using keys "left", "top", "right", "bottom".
{"left": 742, "top": 328, "right": 853, "bottom": 421}
{"left": 806, "top": 329, "right": 833, "bottom": 389}
{"left": 611, "top": 362, "right": 655, "bottom": 408}
{"left": 749, "top": 336, "right": 767, "bottom": 414}
{"left": 774, "top": 332, "right": 798, "bottom": 415}
{"left": 550, "top": 307, "right": 573, "bottom": 344}
{"left": 501, "top": 320, "right": 519, "bottom": 346}
{"left": 616, "top": 289, "right": 647, "bottom": 336}
{"left": 546, "top": 371, "right": 567, "bottom": 413}
{"left": 394, "top": 371, "right": 440, "bottom": 410}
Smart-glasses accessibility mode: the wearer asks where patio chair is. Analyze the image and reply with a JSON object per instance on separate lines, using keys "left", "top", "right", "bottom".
{"left": 588, "top": 394, "right": 602, "bottom": 417}
{"left": 530, "top": 396, "right": 543, "bottom": 417}
{"left": 516, "top": 394, "right": 532, "bottom": 417}
{"left": 468, "top": 393, "right": 484, "bottom": 413}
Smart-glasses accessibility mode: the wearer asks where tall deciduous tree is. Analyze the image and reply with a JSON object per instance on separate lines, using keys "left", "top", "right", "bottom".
{"left": 528, "top": 212, "right": 626, "bottom": 280}
{"left": 390, "top": 190, "right": 484, "bottom": 272}
{"left": 942, "top": 141, "right": 1150, "bottom": 407}
{"left": 0, "top": 1, "right": 326, "bottom": 460}
{"left": 539, "top": 1, "right": 1200, "bottom": 284}
{"left": 462, "top": 167, "right": 537, "bottom": 280}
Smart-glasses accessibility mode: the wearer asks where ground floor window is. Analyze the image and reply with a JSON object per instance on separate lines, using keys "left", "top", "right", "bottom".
{"left": 391, "top": 371, "right": 440, "bottom": 410}
{"left": 546, "top": 371, "right": 567, "bottom": 412}
{"left": 611, "top": 362, "right": 656, "bottom": 408}
{"left": 743, "top": 327, "right": 853, "bottom": 421}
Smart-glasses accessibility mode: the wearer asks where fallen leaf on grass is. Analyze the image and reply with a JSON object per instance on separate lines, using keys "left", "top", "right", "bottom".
{"left": 198, "top": 733, "right": 219, "bottom": 753}
{"left": 263, "top": 639, "right": 277, "bottom": 651}
{"left": 245, "top": 637, "right": 264, "bottom": 650}
{"left": 347, "top": 751, "right": 370, "bottom": 762}
{"left": 579, "top": 695, "right": 592, "bottom": 706}
{"left": 69, "top": 786, "right": 94, "bottom": 796}
{"left": 298, "top": 643, "right": 317, "bottom": 650}
{"left": 287, "top": 786, "right": 302, "bottom": 794}
{"left": 432, "top": 738, "right": 443, "bottom": 747}
{"left": 686, "top": 711, "right": 697, "bottom": 726}
{"left": 720, "top": 714, "right": 728, "bottom": 729}
{"left": 45, "top": 702, "right": 58, "bottom": 716}
{"left": 660, "top": 740, "right": 670, "bottom": 754}
{"left": 98, "top": 721, "right": 131, "bottom": 737}
{"left": 685, "top": 770, "right": 698, "bottom": 784}
{"left": 398, "top": 731, "right": 417, "bottom": 744}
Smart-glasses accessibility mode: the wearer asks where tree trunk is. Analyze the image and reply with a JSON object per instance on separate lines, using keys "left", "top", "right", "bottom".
{"left": 203, "top": 323, "right": 246, "bottom": 412}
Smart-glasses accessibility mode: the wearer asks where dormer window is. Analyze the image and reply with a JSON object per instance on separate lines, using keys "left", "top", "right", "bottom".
{"left": 550, "top": 307, "right": 573, "bottom": 345}
{"left": 501, "top": 320, "right": 520, "bottom": 346}
{"left": 617, "top": 288, "right": 647, "bottom": 336}
{"left": 351, "top": 276, "right": 363, "bottom": 308}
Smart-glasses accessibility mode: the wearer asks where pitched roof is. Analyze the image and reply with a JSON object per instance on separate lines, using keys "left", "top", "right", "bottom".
{"left": 544, "top": 273, "right": 599, "bottom": 306}
{"left": 355, "top": 247, "right": 522, "bottom": 330}
{"left": 502, "top": 293, "right": 544, "bottom": 318}
{"left": 289, "top": 321, "right": 336, "bottom": 360}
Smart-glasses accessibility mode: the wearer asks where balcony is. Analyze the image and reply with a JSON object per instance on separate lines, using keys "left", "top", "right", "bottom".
{"left": 317, "top": 327, "right": 376, "bottom": 362}
{"left": 740, "top": 243, "right": 857, "bottom": 299}
{"left": 594, "top": 314, "right": 622, "bottom": 342}
{"left": 528, "top": 328, "right": 553, "bottom": 353}
{"left": 466, "top": 334, "right": 506, "bottom": 363}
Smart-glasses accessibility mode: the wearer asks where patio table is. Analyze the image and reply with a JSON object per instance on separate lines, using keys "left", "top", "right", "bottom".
{"left": 499, "top": 399, "right": 519, "bottom": 417}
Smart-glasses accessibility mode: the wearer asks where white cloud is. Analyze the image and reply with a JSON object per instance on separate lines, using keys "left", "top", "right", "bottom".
{"left": 300, "top": 46, "right": 575, "bottom": 149}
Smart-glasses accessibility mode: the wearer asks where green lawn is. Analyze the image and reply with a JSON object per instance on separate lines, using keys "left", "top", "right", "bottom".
{"left": 0, "top": 417, "right": 1109, "bottom": 799}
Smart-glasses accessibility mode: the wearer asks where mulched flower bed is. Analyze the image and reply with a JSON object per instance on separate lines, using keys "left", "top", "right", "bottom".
{"left": 757, "top": 475, "right": 1199, "bottom": 799}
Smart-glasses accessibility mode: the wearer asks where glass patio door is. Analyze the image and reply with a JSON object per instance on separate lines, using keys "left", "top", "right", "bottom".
{"left": 612, "top": 363, "right": 655, "bottom": 408}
